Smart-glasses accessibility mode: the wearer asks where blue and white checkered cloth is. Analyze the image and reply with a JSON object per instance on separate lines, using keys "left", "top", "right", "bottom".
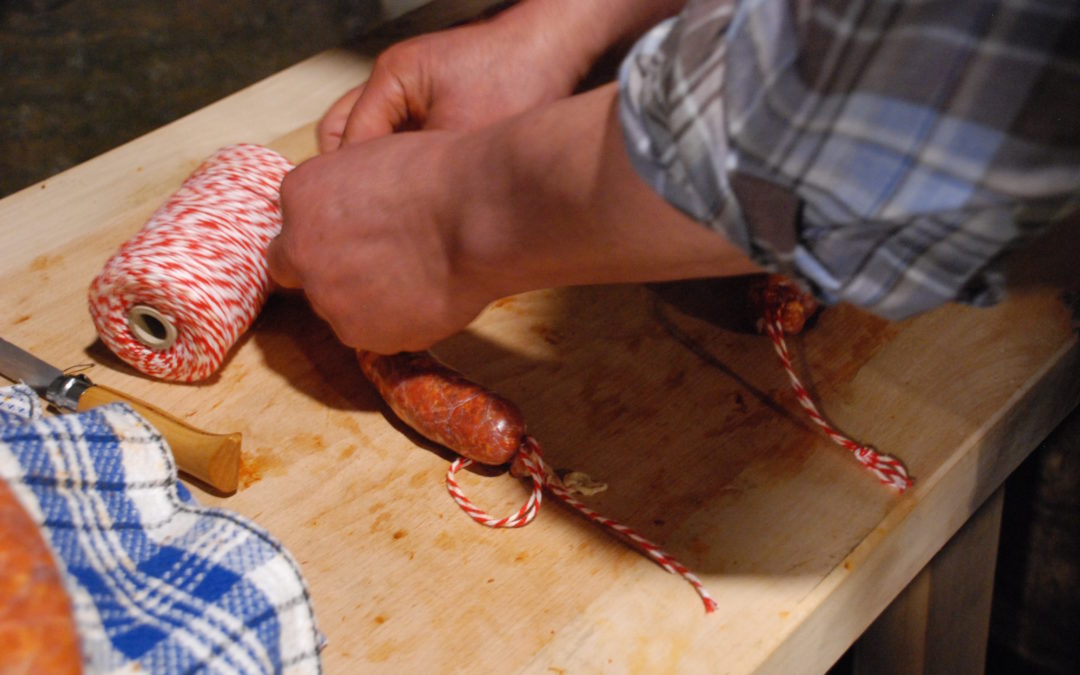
{"left": 0, "top": 384, "right": 323, "bottom": 674}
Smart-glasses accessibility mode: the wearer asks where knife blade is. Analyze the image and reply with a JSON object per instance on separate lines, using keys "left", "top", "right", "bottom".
{"left": 0, "top": 336, "right": 240, "bottom": 493}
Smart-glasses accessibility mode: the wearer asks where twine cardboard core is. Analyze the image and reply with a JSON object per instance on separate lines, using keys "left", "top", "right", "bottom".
{"left": 127, "top": 305, "right": 178, "bottom": 351}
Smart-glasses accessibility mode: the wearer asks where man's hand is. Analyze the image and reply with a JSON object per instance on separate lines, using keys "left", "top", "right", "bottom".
{"left": 269, "top": 84, "right": 758, "bottom": 355}
{"left": 317, "top": 0, "right": 689, "bottom": 151}
{"left": 268, "top": 130, "right": 494, "bottom": 354}
{"left": 318, "top": 20, "right": 579, "bottom": 151}
{"left": 318, "top": 6, "right": 585, "bottom": 151}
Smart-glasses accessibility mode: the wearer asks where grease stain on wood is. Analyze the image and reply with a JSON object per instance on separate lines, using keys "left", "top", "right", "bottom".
{"left": 30, "top": 253, "right": 61, "bottom": 272}
{"left": 237, "top": 445, "right": 289, "bottom": 489}
{"left": 434, "top": 531, "right": 456, "bottom": 551}
{"left": 369, "top": 512, "right": 392, "bottom": 534}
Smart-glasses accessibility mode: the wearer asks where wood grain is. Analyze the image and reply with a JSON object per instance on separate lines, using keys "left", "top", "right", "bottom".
{"left": 1, "top": 47, "right": 1077, "bottom": 674}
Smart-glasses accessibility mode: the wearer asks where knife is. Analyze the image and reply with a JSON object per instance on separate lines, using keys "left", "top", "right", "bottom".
{"left": 0, "top": 336, "right": 240, "bottom": 493}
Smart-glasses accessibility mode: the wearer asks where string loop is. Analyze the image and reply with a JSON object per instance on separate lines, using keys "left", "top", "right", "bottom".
{"left": 764, "top": 314, "right": 913, "bottom": 491}
{"left": 446, "top": 436, "right": 720, "bottom": 613}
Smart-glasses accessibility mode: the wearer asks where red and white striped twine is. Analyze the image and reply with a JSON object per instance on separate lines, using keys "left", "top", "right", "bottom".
{"left": 88, "top": 144, "right": 294, "bottom": 382}
{"left": 447, "top": 310, "right": 915, "bottom": 614}
{"left": 91, "top": 144, "right": 718, "bottom": 610}
{"left": 763, "top": 313, "right": 913, "bottom": 491}
{"left": 446, "top": 436, "right": 720, "bottom": 613}
{"left": 91, "top": 145, "right": 908, "bottom": 617}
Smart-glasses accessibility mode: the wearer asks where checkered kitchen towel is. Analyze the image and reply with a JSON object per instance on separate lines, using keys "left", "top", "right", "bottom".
{"left": 0, "top": 384, "right": 322, "bottom": 674}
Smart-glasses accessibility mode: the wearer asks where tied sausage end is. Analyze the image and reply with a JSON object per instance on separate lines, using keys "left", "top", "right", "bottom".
{"left": 357, "top": 350, "right": 527, "bottom": 466}
{"left": 748, "top": 274, "right": 820, "bottom": 335}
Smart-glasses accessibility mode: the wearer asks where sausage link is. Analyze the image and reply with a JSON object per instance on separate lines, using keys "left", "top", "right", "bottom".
{"left": 357, "top": 351, "right": 526, "bottom": 465}
{"left": 0, "top": 479, "right": 82, "bottom": 674}
{"left": 747, "top": 274, "right": 820, "bottom": 335}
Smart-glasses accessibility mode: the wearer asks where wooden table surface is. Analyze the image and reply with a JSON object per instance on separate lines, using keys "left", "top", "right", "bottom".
{"left": 1, "top": 48, "right": 1077, "bottom": 674}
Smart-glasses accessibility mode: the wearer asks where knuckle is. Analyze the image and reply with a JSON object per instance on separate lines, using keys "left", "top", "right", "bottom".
{"left": 279, "top": 159, "right": 320, "bottom": 211}
{"left": 335, "top": 314, "right": 370, "bottom": 350}
{"left": 279, "top": 166, "right": 304, "bottom": 204}
{"left": 382, "top": 38, "right": 420, "bottom": 67}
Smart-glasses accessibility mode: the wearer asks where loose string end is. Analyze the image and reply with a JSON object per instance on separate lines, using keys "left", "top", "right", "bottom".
{"left": 852, "top": 445, "right": 913, "bottom": 492}
{"left": 764, "top": 314, "right": 915, "bottom": 493}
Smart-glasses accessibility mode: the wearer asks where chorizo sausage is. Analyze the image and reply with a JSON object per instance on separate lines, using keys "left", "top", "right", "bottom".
{"left": 747, "top": 273, "right": 820, "bottom": 335}
{"left": 0, "top": 479, "right": 82, "bottom": 674}
{"left": 357, "top": 277, "right": 815, "bottom": 469}
{"left": 357, "top": 350, "right": 527, "bottom": 466}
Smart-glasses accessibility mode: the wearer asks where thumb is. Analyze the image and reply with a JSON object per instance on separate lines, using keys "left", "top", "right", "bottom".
{"left": 266, "top": 236, "right": 302, "bottom": 289}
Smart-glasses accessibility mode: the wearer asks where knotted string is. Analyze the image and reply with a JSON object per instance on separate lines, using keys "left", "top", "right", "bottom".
{"left": 444, "top": 307, "right": 915, "bottom": 615}
{"left": 763, "top": 312, "right": 913, "bottom": 491}
{"left": 445, "top": 436, "right": 719, "bottom": 613}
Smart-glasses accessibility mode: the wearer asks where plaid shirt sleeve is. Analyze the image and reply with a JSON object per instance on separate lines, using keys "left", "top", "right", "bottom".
{"left": 619, "top": 0, "right": 1080, "bottom": 319}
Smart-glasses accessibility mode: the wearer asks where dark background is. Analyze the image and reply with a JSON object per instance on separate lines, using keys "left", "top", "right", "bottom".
{"left": 0, "top": 0, "right": 380, "bottom": 198}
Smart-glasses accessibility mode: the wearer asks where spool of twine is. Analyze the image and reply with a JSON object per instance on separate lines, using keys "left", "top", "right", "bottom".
{"left": 88, "top": 144, "right": 294, "bottom": 382}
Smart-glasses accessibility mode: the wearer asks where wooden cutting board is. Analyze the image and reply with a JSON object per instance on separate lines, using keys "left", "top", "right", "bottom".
{"left": 1, "top": 48, "right": 1077, "bottom": 674}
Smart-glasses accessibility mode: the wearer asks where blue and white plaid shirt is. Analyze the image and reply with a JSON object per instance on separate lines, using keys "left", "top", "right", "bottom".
{"left": 619, "top": 0, "right": 1080, "bottom": 319}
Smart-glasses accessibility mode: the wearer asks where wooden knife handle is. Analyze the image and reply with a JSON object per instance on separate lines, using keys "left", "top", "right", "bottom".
{"left": 76, "top": 385, "right": 241, "bottom": 493}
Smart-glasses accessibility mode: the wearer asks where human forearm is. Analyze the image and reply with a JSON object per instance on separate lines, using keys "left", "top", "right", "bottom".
{"left": 322, "top": 0, "right": 685, "bottom": 149}
{"left": 269, "top": 80, "right": 754, "bottom": 354}
{"left": 491, "top": 0, "right": 687, "bottom": 86}
{"left": 448, "top": 82, "right": 759, "bottom": 299}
